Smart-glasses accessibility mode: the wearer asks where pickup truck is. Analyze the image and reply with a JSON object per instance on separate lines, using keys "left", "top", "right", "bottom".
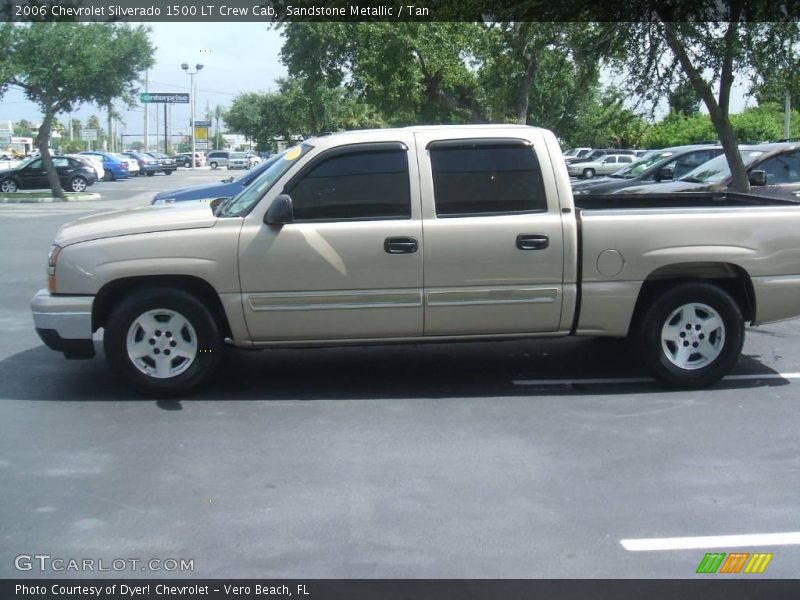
{"left": 31, "top": 125, "right": 800, "bottom": 395}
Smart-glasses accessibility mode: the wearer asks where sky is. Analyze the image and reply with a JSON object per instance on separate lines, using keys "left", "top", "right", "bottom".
{"left": 2, "top": 23, "right": 288, "bottom": 141}
{"left": 1, "top": 22, "right": 752, "bottom": 142}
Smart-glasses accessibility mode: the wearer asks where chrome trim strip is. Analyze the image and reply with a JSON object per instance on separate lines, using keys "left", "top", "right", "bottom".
{"left": 426, "top": 287, "right": 558, "bottom": 307}
{"left": 247, "top": 290, "right": 423, "bottom": 312}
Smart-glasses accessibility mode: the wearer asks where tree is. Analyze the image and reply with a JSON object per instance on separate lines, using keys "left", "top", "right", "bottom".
{"left": 1, "top": 23, "right": 154, "bottom": 197}
{"left": 668, "top": 79, "right": 702, "bottom": 116}
{"left": 597, "top": 10, "right": 800, "bottom": 191}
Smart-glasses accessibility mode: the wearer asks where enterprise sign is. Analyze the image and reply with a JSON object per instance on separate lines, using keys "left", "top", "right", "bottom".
{"left": 140, "top": 93, "right": 190, "bottom": 104}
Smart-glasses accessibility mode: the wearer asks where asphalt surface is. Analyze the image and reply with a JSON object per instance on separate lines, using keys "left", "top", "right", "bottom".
{"left": 0, "top": 170, "right": 799, "bottom": 579}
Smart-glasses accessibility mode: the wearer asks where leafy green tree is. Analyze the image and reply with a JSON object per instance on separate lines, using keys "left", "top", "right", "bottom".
{"left": 59, "top": 139, "right": 85, "bottom": 153}
{"left": 669, "top": 80, "right": 702, "bottom": 117}
{"left": 570, "top": 89, "right": 649, "bottom": 148}
{"left": 1, "top": 23, "right": 154, "bottom": 197}
{"left": 597, "top": 13, "right": 800, "bottom": 191}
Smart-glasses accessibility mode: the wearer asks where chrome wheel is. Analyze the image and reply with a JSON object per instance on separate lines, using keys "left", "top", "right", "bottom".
{"left": 660, "top": 302, "right": 725, "bottom": 370}
{"left": 1, "top": 179, "right": 18, "bottom": 193}
{"left": 126, "top": 308, "right": 198, "bottom": 379}
{"left": 70, "top": 177, "right": 87, "bottom": 192}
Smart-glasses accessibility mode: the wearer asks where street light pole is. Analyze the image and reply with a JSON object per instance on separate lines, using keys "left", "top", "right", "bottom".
{"left": 181, "top": 62, "right": 204, "bottom": 170}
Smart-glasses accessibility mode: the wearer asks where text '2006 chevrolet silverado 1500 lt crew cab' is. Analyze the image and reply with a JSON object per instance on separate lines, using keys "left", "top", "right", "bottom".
{"left": 31, "top": 125, "right": 800, "bottom": 395}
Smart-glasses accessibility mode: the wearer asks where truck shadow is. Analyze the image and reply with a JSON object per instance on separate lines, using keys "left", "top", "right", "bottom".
{"left": 0, "top": 337, "right": 788, "bottom": 406}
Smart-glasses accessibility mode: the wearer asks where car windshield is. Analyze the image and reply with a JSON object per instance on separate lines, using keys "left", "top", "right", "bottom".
{"left": 679, "top": 149, "right": 765, "bottom": 183}
{"left": 219, "top": 144, "right": 312, "bottom": 217}
{"left": 15, "top": 156, "right": 38, "bottom": 169}
{"left": 230, "top": 152, "right": 247, "bottom": 159}
{"left": 610, "top": 151, "right": 673, "bottom": 179}
{"left": 234, "top": 155, "right": 280, "bottom": 182}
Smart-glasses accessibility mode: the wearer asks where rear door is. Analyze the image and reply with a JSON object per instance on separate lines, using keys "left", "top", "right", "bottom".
{"left": 752, "top": 150, "right": 800, "bottom": 200}
{"left": 415, "top": 133, "right": 566, "bottom": 336}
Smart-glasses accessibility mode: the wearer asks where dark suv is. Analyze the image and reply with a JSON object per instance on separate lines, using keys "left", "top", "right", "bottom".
{"left": 146, "top": 152, "right": 176, "bottom": 175}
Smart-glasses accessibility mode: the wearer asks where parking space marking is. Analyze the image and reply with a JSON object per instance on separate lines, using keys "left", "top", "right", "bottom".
{"left": 513, "top": 372, "right": 800, "bottom": 386}
{"left": 621, "top": 532, "right": 800, "bottom": 551}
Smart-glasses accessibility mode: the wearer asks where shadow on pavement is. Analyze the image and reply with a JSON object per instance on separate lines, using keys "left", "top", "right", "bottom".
{"left": 0, "top": 336, "right": 788, "bottom": 405}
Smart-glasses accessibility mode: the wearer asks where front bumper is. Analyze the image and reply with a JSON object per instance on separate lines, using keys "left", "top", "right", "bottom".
{"left": 31, "top": 289, "right": 95, "bottom": 359}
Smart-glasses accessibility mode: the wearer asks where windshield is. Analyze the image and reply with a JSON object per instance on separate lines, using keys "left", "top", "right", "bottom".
{"left": 15, "top": 156, "right": 38, "bottom": 169}
{"left": 679, "top": 149, "right": 765, "bottom": 184}
{"left": 610, "top": 151, "right": 673, "bottom": 179}
{"left": 219, "top": 144, "right": 312, "bottom": 217}
{"left": 234, "top": 154, "right": 280, "bottom": 182}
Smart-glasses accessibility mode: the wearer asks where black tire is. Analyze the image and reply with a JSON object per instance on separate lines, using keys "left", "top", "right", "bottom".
{"left": 582, "top": 168, "right": 595, "bottom": 179}
{"left": 69, "top": 176, "right": 88, "bottom": 192}
{"left": 0, "top": 178, "right": 18, "bottom": 193}
{"left": 104, "top": 288, "right": 223, "bottom": 396}
{"left": 210, "top": 161, "right": 218, "bottom": 169}
{"left": 165, "top": 169, "right": 173, "bottom": 175}
{"left": 104, "top": 171, "right": 115, "bottom": 182}
{"left": 635, "top": 282, "right": 744, "bottom": 388}
{"left": 146, "top": 171, "right": 155, "bottom": 177}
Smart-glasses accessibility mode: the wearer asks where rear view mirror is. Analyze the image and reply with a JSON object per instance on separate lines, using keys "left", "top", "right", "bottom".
{"left": 264, "top": 194, "right": 294, "bottom": 226}
{"left": 749, "top": 170, "right": 767, "bottom": 186}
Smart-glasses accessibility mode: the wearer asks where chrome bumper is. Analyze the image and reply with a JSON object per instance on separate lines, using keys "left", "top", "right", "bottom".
{"left": 31, "top": 289, "right": 95, "bottom": 358}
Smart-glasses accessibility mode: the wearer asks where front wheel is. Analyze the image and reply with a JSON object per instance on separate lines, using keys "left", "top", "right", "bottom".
{"left": 104, "top": 288, "right": 223, "bottom": 396}
{"left": 0, "top": 178, "right": 18, "bottom": 193}
{"left": 635, "top": 283, "right": 744, "bottom": 388}
{"left": 210, "top": 161, "right": 218, "bottom": 169}
{"left": 582, "top": 168, "right": 595, "bottom": 179}
{"left": 146, "top": 171, "right": 155, "bottom": 177}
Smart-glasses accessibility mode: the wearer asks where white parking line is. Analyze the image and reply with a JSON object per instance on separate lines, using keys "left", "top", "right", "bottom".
{"left": 621, "top": 532, "right": 800, "bottom": 551}
{"left": 513, "top": 372, "right": 800, "bottom": 386}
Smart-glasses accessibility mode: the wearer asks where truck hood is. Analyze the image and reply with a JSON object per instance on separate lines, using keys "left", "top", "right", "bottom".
{"left": 55, "top": 201, "right": 217, "bottom": 247}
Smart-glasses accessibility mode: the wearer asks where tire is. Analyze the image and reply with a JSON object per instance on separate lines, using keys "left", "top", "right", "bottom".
{"left": 69, "top": 176, "right": 88, "bottom": 192}
{"left": 103, "top": 288, "right": 224, "bottom": 396}
{"left": 146, "top": 171, "right": 155, "bottom": 177}
{"left": 104, "top": 171, "right": 116, "bottom": 182}
{"left": 165, "top": 169, "right": 173, "bottom": 175}
{"left": 582, "top": 168, "right": 595, "bottom": 179}
{"left": 210, "top": 161, "right": 218, "bottom": 169}
{"left": 635, "top": 283, "right": 744, "bottom": 388}
{"left": 0, "top": 178, "right": 18, "bottom": 193}
{"left": 183, "top": 158, "right": 191, "bottom": 167}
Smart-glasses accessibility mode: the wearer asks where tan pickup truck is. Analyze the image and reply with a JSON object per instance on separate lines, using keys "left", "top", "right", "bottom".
{"left": 31, "top": 125, "right": 800, "bottom": 395}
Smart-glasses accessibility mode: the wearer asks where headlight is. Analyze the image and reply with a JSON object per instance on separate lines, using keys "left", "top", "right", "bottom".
{"left": 47, "top": 244, "right": 62, "bottom": 293}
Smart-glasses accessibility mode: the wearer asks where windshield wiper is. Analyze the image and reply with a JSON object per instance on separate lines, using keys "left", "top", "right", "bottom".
{"left": 680, "top": 176, "right": 704, "bottom": 183}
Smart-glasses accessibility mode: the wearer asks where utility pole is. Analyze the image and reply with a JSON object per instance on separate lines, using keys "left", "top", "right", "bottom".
{"left": 107, "top": 105, "right": 113, "bottom": 152}
{"left": 144, "top": 70, "right": 149, "bottom": 151}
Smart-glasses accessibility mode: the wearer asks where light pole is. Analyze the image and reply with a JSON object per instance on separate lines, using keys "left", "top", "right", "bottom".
{"left": 181, "top": 62, "right": 203, "bottom": 170}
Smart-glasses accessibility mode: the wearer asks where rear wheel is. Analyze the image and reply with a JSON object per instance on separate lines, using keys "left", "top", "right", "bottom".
{"left": 104, "top": 288, "right": 223, "bottom": 396}
{"left": 0, "top": 178, "right": 18, "bottom": 193}
{"left": 146, "top": 171, "right": 155, "bottom": 177}
{"left": 635, "top": 283, "right": 744, "bottom": 388}
{"left": 104, "top": 171, "right": 116, "bottom": 182}
{"left": 582, "top": 168, "right": 595, "bottom": 179}
{"left": 69, "top": 176, "right": 88, "bottom": 192}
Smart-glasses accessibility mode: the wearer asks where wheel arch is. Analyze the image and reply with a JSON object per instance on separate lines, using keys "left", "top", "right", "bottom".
{"left": 630, "top": 262, "right": 755, "bottom": 334}
{"left": 92, "top": 275, "right": 233, "bottom": 339}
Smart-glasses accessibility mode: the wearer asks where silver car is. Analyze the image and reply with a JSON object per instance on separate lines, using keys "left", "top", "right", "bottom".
{"left": 227, "top": 152, "right": 251, "bottom": 169}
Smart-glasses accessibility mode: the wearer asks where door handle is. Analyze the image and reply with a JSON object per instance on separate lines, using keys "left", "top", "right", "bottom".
{"left": 516, "top": 234, "right": 549, "bottom": 250}
{"left": 384, "top": 236, "right": 418, "bottom": 254}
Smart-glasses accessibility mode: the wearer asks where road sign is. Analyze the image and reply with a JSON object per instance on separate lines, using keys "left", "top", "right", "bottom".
{"left": 81, "top": 129, "right": 98, "bottom": 141}
{"left": 195, "top": 141, "right": 209, "bottom": 150}
{"left": 140, "top": 93, "right": 190, "bottom": 104}
{"left": 193, "top": 120, "right": 211, "bottom": 127}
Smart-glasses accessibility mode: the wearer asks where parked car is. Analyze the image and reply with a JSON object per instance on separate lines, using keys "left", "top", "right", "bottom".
{"left": 146, "top": 151, "right": 176, "bottom": 175}
{"left": 227, "top": 151, "right": 251, "bottom": 169}
{"left": 245, "top": 152, "right": 261, "bottom": 166}
{"left": 572, "top": 145, "right": 726, "bottom": 195}
{"left": 566, "top": 148, "right": 637, "bottom": 166}
{"left": 112, "top": 153, "right": 139, "bottom": 176}
{"left": 0, "top": 155, "right": 96, "bottom": 192}
{"left": 31, "top": 125, "right": 800, "bottom": 395}
{"left": 173, "top": 152, "right": 205, "bottom": 167}
{"left": 206, "top": 150, "right": 229, "bottom": 169}
{"left": 122, "top": 151, "right": 160, "bottom": 176}
{"left": 619, "top": 143, "right": 800, "bottom": 200}
{"left": 151, "top": 154, "right": 281, "bottom": 204}
{"left": 567, "top": 154, "right": 635, "bottom": 179}
{"left": 79, "top": 151, "right": 129, "bottom": 181}
{"left": 66, "top": 154, "right": 105, "bottom": 182}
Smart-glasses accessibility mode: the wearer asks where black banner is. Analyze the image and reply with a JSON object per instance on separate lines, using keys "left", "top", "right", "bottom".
{"left": 2, "top": 0, "right": 800, "bottom": 22}
{"left": 4, "top": 580, "right": 800, "bottom": 600}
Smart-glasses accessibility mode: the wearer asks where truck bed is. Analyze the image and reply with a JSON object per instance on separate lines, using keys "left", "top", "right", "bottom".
{"left": 574, "top": 191, "right": 799, "bottom": 211}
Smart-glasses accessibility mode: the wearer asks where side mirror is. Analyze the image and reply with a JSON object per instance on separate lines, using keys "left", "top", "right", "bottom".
{"left": 209, "top": 196, "right": 231, "bottom": 210}
{"left": 749, "top": 170, "right": 767, "bottom": 186}
{"left": 264, "top": 193, "right": 294, "bottom": 226}
{"left": 656, "top": 166, "right": 674, "bottom": 181}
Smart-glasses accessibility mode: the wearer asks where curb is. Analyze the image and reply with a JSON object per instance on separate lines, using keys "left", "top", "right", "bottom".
{"left": 0, "top": 193, "right": 101, "bottom": 204}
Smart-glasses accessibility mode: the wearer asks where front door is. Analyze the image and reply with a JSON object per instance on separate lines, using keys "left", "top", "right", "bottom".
{"left": 238, "top": 139, "right": 424, "bottom": 342}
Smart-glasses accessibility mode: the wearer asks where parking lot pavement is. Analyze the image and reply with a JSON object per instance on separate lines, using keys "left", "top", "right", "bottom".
{"left": 1, "top": 188, "right": 799, "bottom": 579}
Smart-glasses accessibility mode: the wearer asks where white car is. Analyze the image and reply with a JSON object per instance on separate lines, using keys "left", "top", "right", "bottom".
{"left": 227, "top": 152, "right": 251, "bottom": 169}
{"left": 567, "top": 154, "right": 635, "bottom": 179}
{"left": 245, "top": 152, "right": 261, "bottom": 166}
{"left": 66, "top": 154, "right": 104, "bottom": 181}
{"left": 113, "top": 153, "right": 140, "bottom": 176}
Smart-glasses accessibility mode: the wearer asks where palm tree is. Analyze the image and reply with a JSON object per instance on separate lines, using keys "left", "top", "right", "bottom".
{"left": 213, "top": 104, "right": 226, "bottom": 150}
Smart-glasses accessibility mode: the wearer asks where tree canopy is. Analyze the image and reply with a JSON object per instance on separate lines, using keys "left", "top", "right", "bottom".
{"left": 0, "top": 23, "right": 154, "bottom": 196}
